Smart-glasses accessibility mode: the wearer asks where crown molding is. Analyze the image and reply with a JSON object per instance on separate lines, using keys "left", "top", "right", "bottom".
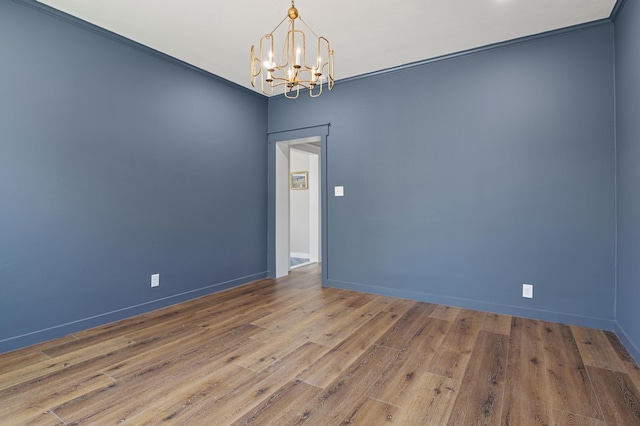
{"left": 337, "top": 19, "right": 613, "bottom": 87}
{"left": 610, "top": 0, "right": 628, "bottom": 22}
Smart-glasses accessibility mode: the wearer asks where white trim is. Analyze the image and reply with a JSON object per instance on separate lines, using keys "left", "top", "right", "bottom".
{"left": 275, "top": 142, "right": 290, "bottom": 278}
{"left": 290, "top": 252, "right": 311, "bottom": 259}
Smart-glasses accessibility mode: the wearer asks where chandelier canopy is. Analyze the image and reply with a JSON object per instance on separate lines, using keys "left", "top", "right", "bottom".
{"left": 250, "top": 1, "right": 334, "bottom": 99}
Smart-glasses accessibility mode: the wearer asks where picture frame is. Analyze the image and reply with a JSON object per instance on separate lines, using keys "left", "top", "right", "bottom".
{"left": 290, "top": 171, "right": 308, "bottom": 190}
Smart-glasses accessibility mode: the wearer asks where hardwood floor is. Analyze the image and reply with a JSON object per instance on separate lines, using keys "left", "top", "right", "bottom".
{"left": 1, "top": 264, "right": 639, "bottom": 425}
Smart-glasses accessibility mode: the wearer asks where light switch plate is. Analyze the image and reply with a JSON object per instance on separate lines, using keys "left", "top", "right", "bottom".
{"left": 334, "top": 186, "right": 344, "bottom": 197}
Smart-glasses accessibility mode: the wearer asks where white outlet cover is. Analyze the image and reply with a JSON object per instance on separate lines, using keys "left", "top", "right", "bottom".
{"left": 151, "top": 273, "right": 160, "bottom": 287}
{"left": 334, "top": 186, "right": 344, "bottom": 197}
{"left": 522, "top": 283, "right": 533, "bottom": 298}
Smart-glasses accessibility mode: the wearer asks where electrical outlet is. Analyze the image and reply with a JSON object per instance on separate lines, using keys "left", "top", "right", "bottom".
{"left": 151, "top": 273, "right": 160, "bottom": 288}
{"left": 522, "top": 283, "right": 533, "bottom": 299}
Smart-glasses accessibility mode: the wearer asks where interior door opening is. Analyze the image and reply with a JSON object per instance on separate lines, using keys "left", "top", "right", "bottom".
{"left": 289, "top": 144, "right": 320, "bottom": 270}
{"left": 274, "top": 137, "right": 321, "bottom": 278}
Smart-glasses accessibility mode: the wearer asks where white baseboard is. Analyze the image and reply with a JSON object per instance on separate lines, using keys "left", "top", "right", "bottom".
{"left": 290, "top": 252, "right": 311, "bottom": 259}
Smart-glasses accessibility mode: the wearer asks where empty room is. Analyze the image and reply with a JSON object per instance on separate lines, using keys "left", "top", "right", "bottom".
{"left": 1, "top": 0, "right": 640, "bottom": 424}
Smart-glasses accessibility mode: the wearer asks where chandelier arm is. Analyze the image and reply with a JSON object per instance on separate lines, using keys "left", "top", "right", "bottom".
{"left": 269, "top": 14, "right": 290, "bottom": 36}
{"left": 309, "top": 82, "right": 322, "bottom": 97}
{"left": 297, "top": 16, "right": 320, "bottom": 40}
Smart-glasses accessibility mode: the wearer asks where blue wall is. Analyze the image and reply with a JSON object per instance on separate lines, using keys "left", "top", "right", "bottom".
{"left": 615, "top": 0, "right": 640, "bottom": 362}
{"left": 0, "top": 0, "right": 268, "bottom": 353}
{"left": 269, "top": 24, "right": 616, "bottom": 329}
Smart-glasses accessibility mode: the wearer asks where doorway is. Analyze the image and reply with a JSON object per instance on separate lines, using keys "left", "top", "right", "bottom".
{"left": 267, "top": 124, "right": 329, "bottom": 282}
{"left": 289, "top": 144, "right": 321, "bottom": 270}
{"left": 274, "top": 137, "right": 320, "bottom": 277}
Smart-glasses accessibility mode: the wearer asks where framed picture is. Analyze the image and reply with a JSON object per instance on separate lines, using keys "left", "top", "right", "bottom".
{"left": 290, "top": 171, "right": 308, "bottom": 190}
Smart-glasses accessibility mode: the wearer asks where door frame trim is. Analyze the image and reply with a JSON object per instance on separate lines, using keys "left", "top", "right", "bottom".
{"left": 267, "top": 124, "right": 329, "bottom": 284}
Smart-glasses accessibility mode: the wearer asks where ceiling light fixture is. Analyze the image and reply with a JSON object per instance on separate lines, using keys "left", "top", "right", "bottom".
{"left": 250, "top": 1, "right": 334, "bottom": 99}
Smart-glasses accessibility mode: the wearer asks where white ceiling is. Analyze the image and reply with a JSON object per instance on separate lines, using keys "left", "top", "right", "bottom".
{"left": 37, "top": 0, "right": 617, "bottom": 95}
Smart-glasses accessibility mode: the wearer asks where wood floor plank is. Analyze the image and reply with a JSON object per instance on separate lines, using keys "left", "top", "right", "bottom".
{"left": 18, "top": 313, "right": 252, "bottom": 392}
{"left": 43, "top": 316, "right": 172, "bottom": 358}
{"left": 53, "top": 336, "right": 298, "bottom": 424}
{"left": 299, "top": 344, "right": 400, "bottom": 425}
{"left": 278, "top": 264, "right": 321, "bottom": 281}
{"left": 268, "top": 305, "right": 372, "bottom": 346}
{"left": 135, "top": 302, "right": 270, "bottom": 340}
{"left": 250, "top": 290, "right": 342, "bottom": 330}
{"left": 447, "top": 330, "right": 508, "bottom": 426}
{"left": 375, "top": 301, "right": 437, "bottom": 350}
{"left": 341, "top": 396, "right": 399, "bottom": 425}
{"left": 390, "top": 373, "right": 460, "bottom": 425}
{"left": 381, "top": 297, "right": 418, "bottom": 317}
{"left": 359, "top": 294, "right": 406, "bottom": 310}
{"left": 606, "top": 332, "right": 640, "bottom": 393}
{"left": 571, "top": 325, "right": 629, "bottom": 372}
{"left": 552, "top": 409, "right": 607, "bottom": 426}
{"left": 51, "top": 332, "right": 264, "bottom": 424}
{"left": 426, "top": 309, "right": 483, "bottom": 379}
{"left": 627, "top": 361, "right": 640, "bottom": 393}
{"left": 586, "top": 366, "right": 640, "bottom": 425}
{"left": 236, "top": 334, "right": 311, "bottom": 372}
{"left": 0, "top": 335, "right": 77, "bottom": 373}
{"left": 249, "top": 298, "right": 356, "bottom": 346}
{"left": 167, "top": 341, "right": 328, "bottom": 425}
{"left": 68, "top": 284, "right": 265, "bottom": 342}
{"left": 354, "top": 294, "right": 414, "bottom": 318}
{"left": 103, "top": 324, "right": 262, "bottom": 380}
{"left": 366, "top": 318, "right": 450, "bottom": 406}
{"left": 542, "top": 322, "right": 603, "bottom": 420}
{"left": 297, "top": 311, "right": 400, "bottom": 388}
{"left": 501, "top": 317, "right": 552, "bottom": 426}
{"left": 307, "top": 296, "right": 393, "bottom": 347}
{"left": 0, "top": 407, "right": 65, "bottom": 425}
{"left": 429, "top": 304, "right": 461, "bottom": 322}
{"left": 0, "top": 336, "right": 134, "bottom": 392}
{"left": 0, "top": 371, "right": 115, "bottom": 419}
{"left": 604, "top": 330, "right": 636, "bottom": 363}
{"left": 124, "top": 364, "right": 257, "bottom": 425}
{"left": 0, "top": 339, "right": 158, "bottom": 401}
{"left": 129, "top": 304, "right": 270, "bottom": 342}
{"left": 229, "top": 379, "right": 323, "bottom": 425}
{"left": 480, "top": 311, "right": 512, "bottom": 335}
{"left": 256, "top": 286, "right": 322, "bottom": 311}
{"left": 77, "top": 362, "right": 256, "bottom": 424}
{"left": 338, "top": 291, "right": 378, "bottom": 309}
{"left": 0, "top": 349, "right": 50, "bottom": 376}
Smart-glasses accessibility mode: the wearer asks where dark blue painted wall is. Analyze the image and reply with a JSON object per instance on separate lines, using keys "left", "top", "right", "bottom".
{"left": 0, "top": 1, "right": 268, "bottom": 353}
{"left": 615, "top": 0, "right": 640, "bottom": 362}
{"left": 269, "top": 24, "right": 616, "bottom": 329}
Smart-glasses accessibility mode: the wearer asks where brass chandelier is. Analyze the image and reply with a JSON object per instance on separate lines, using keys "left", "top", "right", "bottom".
{"left": 250, "top": 1, "right": 334, "bottom": 99}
